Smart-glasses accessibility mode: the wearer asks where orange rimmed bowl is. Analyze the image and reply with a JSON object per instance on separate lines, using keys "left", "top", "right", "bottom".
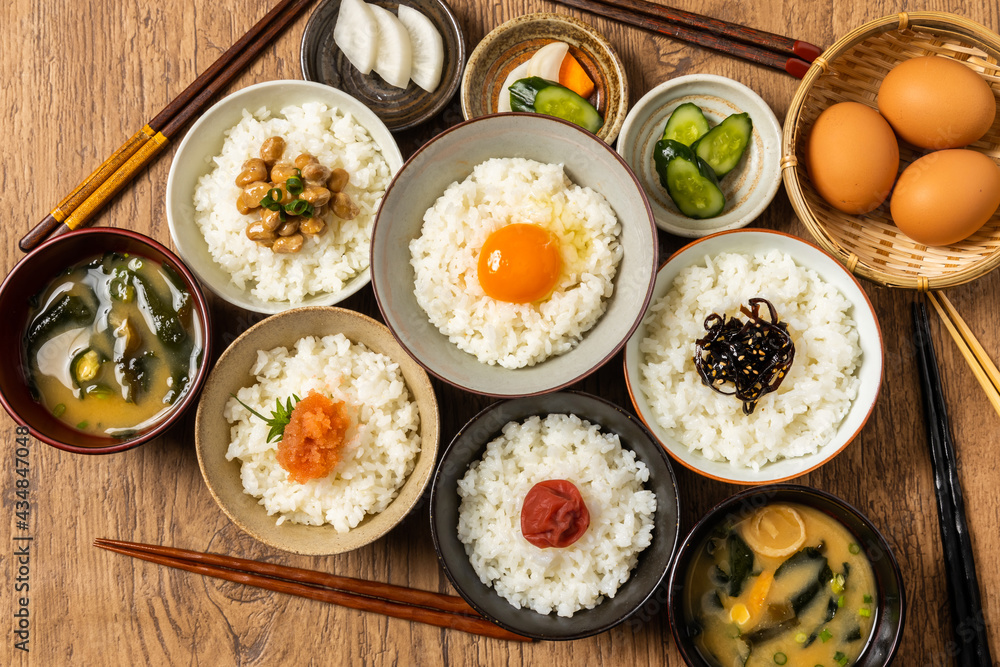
{"left": 623, "top": 229, "right": 883, "bottom": 485}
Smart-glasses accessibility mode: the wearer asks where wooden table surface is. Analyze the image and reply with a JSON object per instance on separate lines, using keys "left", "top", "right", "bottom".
{"left": 3, "top": 0, "right": 999, "bottom": 664}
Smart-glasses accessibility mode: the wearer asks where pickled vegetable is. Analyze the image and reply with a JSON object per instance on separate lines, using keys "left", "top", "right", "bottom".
{"left": 509, "top": 77, "right": 604, "bottom": 133}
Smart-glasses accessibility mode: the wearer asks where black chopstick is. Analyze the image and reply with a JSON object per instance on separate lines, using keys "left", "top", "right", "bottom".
{"left": 912, "top": 300, "right": 993, "bottom": 666}
{"left": 549, "top": 0, "right": 814, "bottom": 78}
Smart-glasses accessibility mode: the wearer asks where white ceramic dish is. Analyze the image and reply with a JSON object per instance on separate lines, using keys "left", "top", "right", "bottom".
{"left": 166, "top": 80, "right": 404, "bottom": 314}
{"left": 617, "top": 74, "right": 782, "bottom": 237}
{"left": 623, "top": 229, "right": 883, "bottom": 484}
{"left": 371, "top": 113, "right": 659, "bottom": 397}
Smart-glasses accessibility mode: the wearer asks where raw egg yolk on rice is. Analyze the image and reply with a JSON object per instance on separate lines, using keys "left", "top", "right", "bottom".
{"left": 477, "top": 223, "right": 562, "bottom": 303}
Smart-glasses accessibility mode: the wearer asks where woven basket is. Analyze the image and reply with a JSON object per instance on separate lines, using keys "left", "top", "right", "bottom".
{"left": 782, "top": 12, "right": 1000, "bottom": 290}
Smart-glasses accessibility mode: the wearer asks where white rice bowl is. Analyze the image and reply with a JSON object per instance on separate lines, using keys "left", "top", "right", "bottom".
{"left": 409, "top": 158, "right": 623, "bottom": 369}
{"left": 456, "top": 413, "right": 657, "bottom": 617}
{"left": 193, "top": 102, "right": 391, "bottom": 303}
{"left": 639, "top": 250, "right": 862, "bottom": 471}
{"left": 224, "top": 334, "right": 420, "bottom": 531}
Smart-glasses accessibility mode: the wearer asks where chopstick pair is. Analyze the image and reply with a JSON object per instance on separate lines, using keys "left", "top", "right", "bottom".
{"left": 94, "top": 538, "right": 531, "bottom": 643}
{"left": 926, "top": 291, "right": 1000, "bottom": 419}
{"left": 549, "top": 0, "right": 819, "bottom": 78}
{"left": 19, "top": 0, "right": 316, "bottom": 253}
{"left": 911, "top": 301, "right": 993, "bottom": 666}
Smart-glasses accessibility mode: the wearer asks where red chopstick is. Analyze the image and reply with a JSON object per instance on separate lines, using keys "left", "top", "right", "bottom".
{"left": 94, "top": 538, "right": 532, "bottom": 643}
{"left": 550, "top": 0, "right": 816, "bottom": 78}
{"left": 20, "top": 0, "right": 315, "bottom": 253}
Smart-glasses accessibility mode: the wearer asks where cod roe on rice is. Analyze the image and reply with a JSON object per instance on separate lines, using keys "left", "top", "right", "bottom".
{"left": 225, "top": 334, "right": 420, "bottom": 531}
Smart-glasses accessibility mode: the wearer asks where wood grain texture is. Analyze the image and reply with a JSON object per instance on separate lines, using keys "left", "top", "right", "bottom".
{"left": 2, "top": 0, "right": 998, "bottom": 664}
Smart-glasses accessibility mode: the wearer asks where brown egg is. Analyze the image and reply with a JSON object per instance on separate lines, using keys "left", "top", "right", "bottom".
{"left": 890, "top": 149, "right": 1000, "bottom": 246}
{"left": 878, "top": 56, "right": 996, "bottom": 149}
{"left": 807, "top": 102, "right": 899, "bottom": 214}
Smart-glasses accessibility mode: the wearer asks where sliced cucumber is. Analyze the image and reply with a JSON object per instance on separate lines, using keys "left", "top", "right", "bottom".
{"left": 398, "top": 5, "right": 443, "bottom": 92}
{"left": 662, "top": 102, "right": 711, "bottom": 146}
{"left": 654, "top": 139, "right": 726, "bottom": 219}
{"left": 693, "top": 112, "right": 753, "bottom": 177}
{"left": 509, "top": 77, "right": 603, "bottom": 133}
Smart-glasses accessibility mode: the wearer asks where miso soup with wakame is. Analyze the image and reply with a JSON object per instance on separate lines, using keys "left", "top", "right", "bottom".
{"left": 23, "top": 252, "right": 203, "bottom": 438}
{"left": 684, "top": 503, "right": 877, "bottom": 667}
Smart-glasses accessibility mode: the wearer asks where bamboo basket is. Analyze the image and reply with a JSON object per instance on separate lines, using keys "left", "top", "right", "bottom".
{"left": 782, "top": 12, "right": 1000, "bottom": 290}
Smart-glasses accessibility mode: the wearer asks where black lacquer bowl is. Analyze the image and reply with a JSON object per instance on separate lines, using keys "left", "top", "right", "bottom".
{"left": 667, "top": 485, "right": 905, "bottom": 666}
{"left": 430, "top": 391, "right": 680, "bottom": 640}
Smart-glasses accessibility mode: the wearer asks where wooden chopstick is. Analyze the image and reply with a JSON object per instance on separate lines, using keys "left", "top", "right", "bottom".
{"left": 94, "top": 539, "right": 531, "bottom": 643}
{"left": 912, "top": 301, "right": 994, "bottom": 666}
{"left": 570, "top": 0, "right": 820, "bottom": 62}
{"left": 19, "top": 0, "right": 315, "bottom": 253}
{"left": 549, "top": 0, "right": 815, "bottom": 78}
{"left": 926, "top": 291, "right": 1000, "bottom": 419}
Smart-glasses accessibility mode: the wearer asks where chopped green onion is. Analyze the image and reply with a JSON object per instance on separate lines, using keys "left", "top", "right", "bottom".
{"left": 838, "top": 595, "right": 845, "bottom": 608}
{"left": 848, "top": 542, "right": 861, "bottom": 554}
{"left": 260, "top": 188, "right": 285, "bottom": 211}
{"left": 834, "top": 652, "right": 848, "bottom": 667}
{"left": 795, "top": 632, "right": 807, "bottom": 644}
{"left": 773, "top": 653, "right": 787, "bottom": 665}
{"left": 830, "top": 573, "right": 845, "bottom": 594}
{"left": 53, "top": 403, "right": 66, "bottom": 417}
{"left": 286, "top": 176, "right": 304, "bottom": 196}
{"left": 863, "top": 594, "right": 873, "bottom": 604}
{"left": 77, "top": 420, "right": 89, "bottom": 429}
{"left": 284, "top": 199, "right": 314, "bottom": 217}
{"left": 819, "top": 628, "right": 833, "bottom": 643}
{"left": 859, "top": 606, "right": 871, "bottom": 618}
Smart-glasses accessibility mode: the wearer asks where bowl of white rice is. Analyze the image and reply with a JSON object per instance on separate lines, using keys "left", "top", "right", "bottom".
{"left": 195, "top": 306, "right": 439, "bottom": 555}
{"left": 624, "top": 229, "right": 883, "bottom": 485}
{"left": 430, "top": 391, "right": 680, "bottom": 640}
{"left": 166, "top": 80, "right": 403, "bottom": 313}
{"left": 371, "top": 113, "right": 659, "bottom": 397}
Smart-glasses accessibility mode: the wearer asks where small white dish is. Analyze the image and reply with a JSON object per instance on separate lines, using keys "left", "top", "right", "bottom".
{"left": 623, "top": 229, "right": 883, "bottom": 485}
{"left": 166, "top": 80, "right": 403, "bottom": 314}
{"left": 617, "top": 74, "right": 782, "bottom": 237}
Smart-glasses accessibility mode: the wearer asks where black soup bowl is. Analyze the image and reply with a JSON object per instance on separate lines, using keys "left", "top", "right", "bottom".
{"left": 430, "top": 390, "right": 680, "bottom": 640}
{"left": 0, "top": 228, "right": 212, "bottom": 454}
{"left": 667, "top": 485, "right": 905, "bottom": 666}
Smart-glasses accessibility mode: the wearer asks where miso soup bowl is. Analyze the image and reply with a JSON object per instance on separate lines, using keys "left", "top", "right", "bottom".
{"left": 0, "top": 229, "right": 212, "bottom": 454}
{"left": 667, "top": 485, "right": 905, "bottom": 666}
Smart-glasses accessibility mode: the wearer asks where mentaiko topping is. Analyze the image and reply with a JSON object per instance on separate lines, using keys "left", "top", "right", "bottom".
{"left": 694, "top": 297, "right": 795, "bottom": 415}
{"left": 277, "top": 391, "right": 351, "bottom": 483}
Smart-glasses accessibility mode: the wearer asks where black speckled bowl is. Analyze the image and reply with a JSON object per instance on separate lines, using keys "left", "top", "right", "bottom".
{"left": 667, "top": 485, "right": 905, "bottom": 666}
{"left": 430, "top": 391, "right": 680, "bottom": 640}
{"left": 301, "top": 0, "right": 465, "bottom": 131}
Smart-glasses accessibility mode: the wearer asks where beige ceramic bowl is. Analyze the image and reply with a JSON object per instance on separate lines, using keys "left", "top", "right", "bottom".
{"left": 195, "top": 307, "right": 439, "bottom": 555}
{"left": 460, "top": 12, "right": 629, "bottom": 143}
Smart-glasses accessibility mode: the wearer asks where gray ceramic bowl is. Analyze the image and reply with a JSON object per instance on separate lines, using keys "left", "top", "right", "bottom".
{"left": 617, "top": 74, "right": 782, "bottom": 237}
{"left": 461, "top": 12, "right": 629, "bottom": 143}
{"left": 166, "top": 80, "right": 403, "bottom": 314}
{"left": 430, "top": 391, "right": 680, "bottom": 640}
{"left": 195, "top": 306, "right": 439, "bottom": 555}
{"left": 301, "top": 0, "right": 465, "bottom": 131}
{"left": 371, "top": 113, "right": 658, "bottom": 397}
{"left": 668, "top": 485, "right": 905, "bottom": 665}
